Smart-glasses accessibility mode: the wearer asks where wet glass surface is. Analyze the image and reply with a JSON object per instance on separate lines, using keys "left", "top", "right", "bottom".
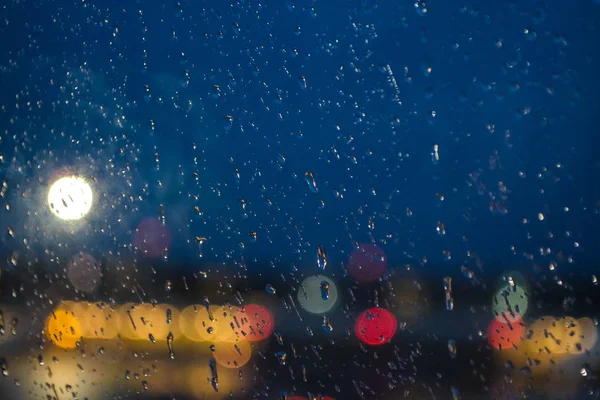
{"left": 0, "top": 1, "right": 599, "bottom": 399}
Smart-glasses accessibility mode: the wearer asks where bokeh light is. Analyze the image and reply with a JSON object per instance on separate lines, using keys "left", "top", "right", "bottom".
{"left": 45, "top": 305, "right": 83, "bottom": 349}
{"left": 492, "top": 283, "right": 529, "bottom": 319}
{"left": 179, "top": 304, "right": 205, "bottom": 342}
{"left": 233, "top": 303, "right": 274, "bottom": 342}
{"left": 391, "top": 278, "right": 431, "bottom": 323}
{"left": 194, "top": 305, "right": 240, "bottom": 342}
{"left": 212, "top": 339, "right": 252, "bottom": 368}
{"left": 134, "top": 218, "right": 171, "bottom": 258}
{"left": 297, "top": 274, "right": 339, "bottom": 314}
{"left": 347, "top": 244, "right": 387, "bottom": 282}
{"left": 67, "top": 252, "right": 103, "bottom": 294}
{"left": 354, "top": 307, "right": 397, "bottom": 346}
{"left": 487, "top": 313, "right": 525, "bottom": 350}
{"left": 71, "top": 301, "right": 121, "bottom": 339}
{"left": 523, "top": 316, "right": 565, "bottom": 354}
{"left": 574, "top": 317, "right": 599, "bottom": 354}
{"left": 47, "top": 175, "right": 93, "bottom": 220}
{"left": 119, "top": 303, "right": 176, "bottom": 341}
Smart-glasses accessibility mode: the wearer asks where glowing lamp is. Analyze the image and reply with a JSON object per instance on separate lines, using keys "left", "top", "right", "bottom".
{"left": 47, "top": 175, "right": 93, "bottom": 220}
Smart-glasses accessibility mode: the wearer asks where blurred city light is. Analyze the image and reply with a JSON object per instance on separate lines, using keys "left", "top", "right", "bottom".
{"left": 297, "top": 274, "right": 339, "bottom": 314}
{"left": 47, "top": 175, "right": 93, "bottom": 220}
{"left": 354, "top": 307, "right": 397, "bottom": 346}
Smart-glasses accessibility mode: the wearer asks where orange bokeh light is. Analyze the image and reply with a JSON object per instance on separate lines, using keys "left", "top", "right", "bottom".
{"left": 45, "top": 305, "right": 83, "bottom": 349}
{"left": 487, "top": 313, "right": 525, "bottom": 350}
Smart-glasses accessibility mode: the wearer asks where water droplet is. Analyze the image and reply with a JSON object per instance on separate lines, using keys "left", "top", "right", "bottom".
{"left": 320, "top": 281, "right": 331, "bottom": 300}
{"left": 298, "top": 76, "right": 307, "bottom": 89}
{"left": 444, "top": 277, "right": 454, "bottom": 311}
{"left": 448, "top": 339, "right": 457, "bottom": 359}
{"left": 305, "top": 171, "right": 318, "bottom": 193}
{"left": 265, "top": 284, "right": 277, "bottom": 295}
{"left": 581, "top": 363, "right": 592, "bottom": 377}
{"left": 414, "top": 0, "right": 428, "bottom": 16}
{"left": 167, "top": 332, "right": 174, "bottom": 359}
{"left": 209, "top": 358, "right": 219, "bottom": 392}
{"left": 274, "top": 332, "right": 284, "bottom": 345}
{"left": 211, "top": 84, "right": 221, "bottom": 98}
{"left": 276, "top": 351, "right": 287, "bottom": 366}
{"left": 148, "top": 333, "right": 156, "bottom": 343}
{"left": 436, "top": 221, "right": 446, "bottom": 235}
{"left": 0, "top": 358, "right": 9, "bottom": 377}
{"left": 240, "top": 199, "right": 248, "bottom": 219}
{"left": 223, "top": 115, "right": 233, "bottom": 131}
{"left": 317, "top": 245, "right": 327, "bottom": 270}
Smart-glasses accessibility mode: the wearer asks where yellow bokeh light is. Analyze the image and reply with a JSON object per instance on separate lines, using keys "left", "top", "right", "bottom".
{"left": 47, "top": 175, "right": 93, "bottom": 220}
{"left": 119, "top": 303, "right": 177, "bottom": 341}
{"left": 45, "top": 305, "right": 83, "bottom": 349}
{"left": 575, "top": 317, "right": 599, "bottom": 354}
{"left": 212, "top": 339, "right": 252, "bottom": 368}
{"left": 194, "top": 305, "right": 240, "bottom": 342}
{"left": 179, "top": 305, "right": 205, "bottom": 342}
{"left": 523, "top": 316, "right": 566, "bottom": 355}
{"left": 63, "top": 301, "right": 121, "bottom": 339}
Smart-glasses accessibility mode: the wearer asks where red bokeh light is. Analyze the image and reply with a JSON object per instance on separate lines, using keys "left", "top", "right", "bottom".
{"left": 133, "top": 218, "right": 171, "bottom": 258}
{"left": 346, "top": 244, "right": 387, "bottom": 282}
{"left": 354, "top": 307, "right": 397, "bottom": 346}
{"left": 487, "top": 312, "right": 525, "bottom": 350}
{"left": 233, "top": 303, "right": 274, "bottom": 341}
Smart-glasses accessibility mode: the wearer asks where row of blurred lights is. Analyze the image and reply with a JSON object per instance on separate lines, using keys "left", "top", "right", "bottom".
{"left": 45, "top": 299, "right": 401, "bottom": 349}
{"left": 46, "top": 301, "right": 274, "bottom": 345}
{"left": 487, "top": 272, "right": 598, "bottom": 359}
{"left": 488, "top": 314, "right": 598, "bottom": 355}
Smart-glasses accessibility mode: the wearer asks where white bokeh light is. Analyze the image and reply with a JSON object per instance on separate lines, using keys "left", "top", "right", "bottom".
{"left": 297, "top": 274, "right": 339, "bottom": 314}
{"left": 47, "top": 176, "right": 93, "bottom": 220}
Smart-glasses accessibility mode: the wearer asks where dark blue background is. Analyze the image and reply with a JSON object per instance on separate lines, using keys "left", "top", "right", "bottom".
{"left": 0, "top": 0, "right": 599, "bottom": 279}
